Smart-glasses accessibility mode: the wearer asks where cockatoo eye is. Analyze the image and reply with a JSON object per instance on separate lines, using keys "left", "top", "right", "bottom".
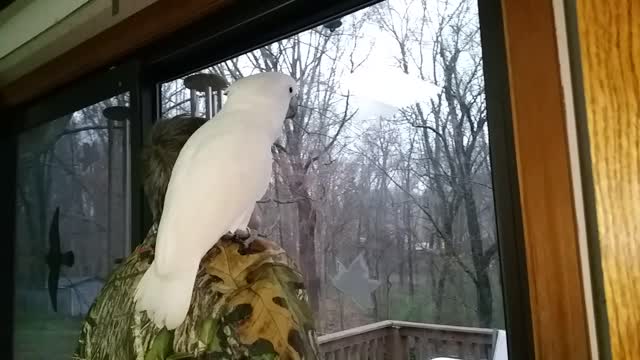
{"left": 289, "top": 86, "right": 293, "bottom": 94}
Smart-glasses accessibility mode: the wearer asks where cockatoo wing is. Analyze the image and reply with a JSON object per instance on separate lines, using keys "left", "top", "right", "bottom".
{"left": 135, "top": 121, "right": 274, "bottom": 329}
{"left": 227, "top": 204, "right": 256, "bottom": 232}
{"left": 155, "top": 129, "right": 273, "bottom": 274}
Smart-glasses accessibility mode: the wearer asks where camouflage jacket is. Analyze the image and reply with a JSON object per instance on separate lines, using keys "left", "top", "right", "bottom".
{"left": 73, "top": 226, "right": 319, "bottom": 360}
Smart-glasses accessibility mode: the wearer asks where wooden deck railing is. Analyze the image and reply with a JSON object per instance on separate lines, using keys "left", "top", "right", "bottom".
{"left": 317, "top": 320, "right": 498, "bottom": 360}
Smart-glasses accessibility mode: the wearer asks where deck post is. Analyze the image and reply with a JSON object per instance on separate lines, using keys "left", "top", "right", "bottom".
{"left": 391, "top": 325, "right": 403, "bottom": 359}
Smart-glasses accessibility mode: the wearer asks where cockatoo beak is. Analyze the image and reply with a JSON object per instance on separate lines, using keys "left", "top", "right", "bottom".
{"left": 286, "top": 95, "right": 299, "bottom": 119}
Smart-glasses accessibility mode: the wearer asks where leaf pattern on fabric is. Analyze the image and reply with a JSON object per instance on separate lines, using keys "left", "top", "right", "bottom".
{"left": 223, "top": 264, "right": 316, "bottom": 359}
{"left": 73, "top": 227, "right": 319, "bottom": 360}
{"left": 205, "top": 239, "right": 286, "bottom": 295}
{"left": 145, "top": 329, "right": 174, "bottom": 360}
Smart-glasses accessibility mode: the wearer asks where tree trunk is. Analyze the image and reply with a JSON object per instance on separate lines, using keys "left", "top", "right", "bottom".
{"left": 394, "top": 206, "right": 405, "bottom": 288}
{"left": 434, "top": 261, "right": 450, "bottom": 323}
{"left": 404, "top": 201, "right": 414, "bottom": 296}
{"left": 462, "top": 179, "right": 494, "bottom": 327}
{"left": 475, "top": 267, "right": 493, "bottom": 327}
{"left": 385, "top": 273, "right": 392, "bottom": 319}
{"left": 291, "top": 180, "right": 320, "bottom": 314}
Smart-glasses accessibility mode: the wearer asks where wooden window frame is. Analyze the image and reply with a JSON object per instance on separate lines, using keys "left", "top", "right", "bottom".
{"left": 500, "top": 0, "right": 593, "bottom": 358}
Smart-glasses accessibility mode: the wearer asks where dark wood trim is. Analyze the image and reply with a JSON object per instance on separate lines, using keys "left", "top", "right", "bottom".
{"left": 0, "top": 0, "right": 17, "bottom": 13}
{"left": 500, "top": 0, "right": 592, "bottom": 358}
{"left": 0, "top": 132, "right": 16, "bottom": 357}
{"left": 142, "top": 0, "right": 380, "bottom": 82}
{"left": 0, "top": 0, "right": 233, "bottom": 109}
{"left": 14, "top": 61, "right": 139, "bottom": 133}
{"left": 479, "top": 0, "right": 534, "bottom": 358}
{"left": 130, "top": 67, "right": 156, "bottom": 249}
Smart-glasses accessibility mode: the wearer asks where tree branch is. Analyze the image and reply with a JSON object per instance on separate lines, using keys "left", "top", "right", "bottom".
{"left": 303, "top": 93, "right": 355, "bottom": 173}
{"left": 257, "top": 197, "right": 307, "bottom": 205}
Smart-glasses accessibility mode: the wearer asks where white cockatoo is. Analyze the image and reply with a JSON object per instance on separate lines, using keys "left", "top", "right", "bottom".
{"left": 134, "top": 72, "right": 299, "bottom": 330}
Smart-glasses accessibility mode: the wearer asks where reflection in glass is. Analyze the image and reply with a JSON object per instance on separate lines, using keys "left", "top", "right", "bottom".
{"left": 14, "top": 94, "right": 130, "bottom": 359}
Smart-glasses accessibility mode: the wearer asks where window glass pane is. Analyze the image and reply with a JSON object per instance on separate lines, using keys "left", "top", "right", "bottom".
{"left": 14, "top": 94, "right": 131, "bottom": 359}
{"left": 161, "top": 0, "right": 508, "bottom": 357}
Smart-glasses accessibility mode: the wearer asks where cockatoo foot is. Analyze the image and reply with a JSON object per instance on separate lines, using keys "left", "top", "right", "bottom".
{"left": 233, "top": 227, "right": 262, "bottom": 245}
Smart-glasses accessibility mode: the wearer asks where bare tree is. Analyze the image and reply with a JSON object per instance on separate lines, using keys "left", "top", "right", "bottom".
{"left": 157, "top": 0, "right": 503, "bottom": 331}
{"left": 373, "top": 0, "right": 498, "bottom": 326}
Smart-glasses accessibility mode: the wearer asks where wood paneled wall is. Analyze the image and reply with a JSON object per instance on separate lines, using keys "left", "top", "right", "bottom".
{"left": 576, "top": 0, "right": 640, "bottom": 358}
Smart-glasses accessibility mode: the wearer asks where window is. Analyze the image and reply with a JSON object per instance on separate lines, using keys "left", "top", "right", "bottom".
{"left": 13, "top": 94, "right": 131, "bottom": 359}
{"left": 160, "top": 0, "right": 507, "bottom": 357}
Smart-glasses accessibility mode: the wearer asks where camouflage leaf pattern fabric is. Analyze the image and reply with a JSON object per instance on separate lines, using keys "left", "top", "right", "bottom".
{"left": 73, "top": 226, "right": 319, "bottom": 360}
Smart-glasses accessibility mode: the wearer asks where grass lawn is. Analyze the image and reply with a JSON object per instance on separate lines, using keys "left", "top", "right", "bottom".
{"left": 14, "top": 313, "right": 83, "bottom": 360}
